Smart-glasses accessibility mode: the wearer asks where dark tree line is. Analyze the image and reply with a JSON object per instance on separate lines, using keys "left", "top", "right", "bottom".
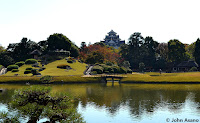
{"left": 0, "top": 33, "right": 79, "bottom": 67}
{"left": 1, "top": 32, "right": 200, "bottom": 72}
{"left": 120, "top": 32, "right": 200, "bottom": 71}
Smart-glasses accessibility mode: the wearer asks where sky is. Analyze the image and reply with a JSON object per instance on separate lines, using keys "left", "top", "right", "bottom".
{"left": 1, "top": 0, "right": 200, "bottom": 47}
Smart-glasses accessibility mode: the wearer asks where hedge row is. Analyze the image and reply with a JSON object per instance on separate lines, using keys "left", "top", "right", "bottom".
{"left": 25, "top": 59, "right": 38, "bottom": 64}
{"left": 15, "top": 61, "right": 25, "bottom": 67}
{"left": 91, "top": 64, "right": 132, "bottom": 74}
{"left": 7, "top": 65, "right": 19, "bottom": 71}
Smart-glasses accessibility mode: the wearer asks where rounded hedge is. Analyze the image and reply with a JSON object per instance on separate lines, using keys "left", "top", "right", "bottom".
{"left": 25, "top": 59, "right": 38, "bottom": 64}
{"left": 127, "top": 68, "right": 132, "bottom": 73}
{"left": 67, "top": 59, "right": 73, "bottom": 63}
{"left": 189, "top": 67, "right": 198, "bottom": 72}
{"left": 11, "top": 69, "right": 19, "bottom": 72}
{"left": 92, "top": 65, "right": 103, "bottom": 74}
{"left": 26, "top": 68, "right": 33, "bottom": 70}
{"left": 119, "top": 67, "right": 127, "bottom": 74}
{"left": 57, "top": 64, "right": 71, "bottom": 69}
{"left": 31, "top": 69, "right": 39, "bottom": 75}
{"left": 7, "top": 65, "right": 19, "bottom": 71}
{"left": 15, "top": 61, "right": 25, "bottom": 67}
{"left": 24, "top": 70, "right": 32, "bottom": 74}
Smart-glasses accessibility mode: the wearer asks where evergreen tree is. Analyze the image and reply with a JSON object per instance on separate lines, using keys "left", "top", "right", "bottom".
{"left": 194, "top": 38, "right": 200, "bottom": 65}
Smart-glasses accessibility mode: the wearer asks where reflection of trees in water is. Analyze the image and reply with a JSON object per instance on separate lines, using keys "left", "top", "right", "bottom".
{"left": 77, "top": 85, "right": 200, "bottom": 118}
{"left": 0, "top": 89, "right": 14, "bottom": 104}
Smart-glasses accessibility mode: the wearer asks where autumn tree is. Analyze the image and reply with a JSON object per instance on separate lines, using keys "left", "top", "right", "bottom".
{"left": 79, "top": 43, "right": 120, "bottom": 64}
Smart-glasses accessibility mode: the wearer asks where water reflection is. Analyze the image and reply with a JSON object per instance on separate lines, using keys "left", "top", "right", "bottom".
{"left": 1, "top": 84, "right": 200, "bottom": 122}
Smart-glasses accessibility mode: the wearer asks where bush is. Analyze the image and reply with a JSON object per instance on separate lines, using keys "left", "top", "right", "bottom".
{"left": 106, "top": 62, "right": 113, "bottom": 66}
{"left": 7, "top": 65, "right": 19, "bottom": 71}
{"left": 39, "top": 67, "right": 46, "bottom": 71}
{"left": 127, "top": 68, "right": 132, "bottom": 73}
{"left": 113, "top": 66, "right": 120, "bottom": 73}
{"left": 26, "top": 68, "right": 33, "bottom": 70}
{"left": 67, "top": 59, "right": 73, "bottom": 63}
{"left": 15, "top": 61, "right": 25, "bottom": 67}
{"left": 40, "top": 75, "right": 53, "bottom": 83}
{"left": 92, "top": 65, "right": 103, "bottom": 74}
{"left": 24, "top": 70, "right": 32, "bottom": 74}
{"left": 119, "top": 67, "right": 127, "bottom": 74}
{"left": 25, "top": 59, "right": 38, "bottom": 64}
{"left": 91, "top": 71, "right": 97, "bottom": 75}
{"left": 31, "top": 69, "right": 40, "bottom": 75}
{"left": 57, "top": 64, "right": 71, "bottom": 69}
{"left": 189, "top": 67, "right": 198, "bottom": 72}
{"left": 11, "top": 69, "right": 19, "bottom": 72}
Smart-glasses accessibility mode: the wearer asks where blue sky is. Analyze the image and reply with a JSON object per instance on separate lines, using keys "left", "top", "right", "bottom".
{"left": 1, "top": 0, "right": 200, "bottom": 47}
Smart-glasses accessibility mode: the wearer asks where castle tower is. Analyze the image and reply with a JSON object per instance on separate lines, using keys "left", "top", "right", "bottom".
{"left": 101, "top": 30, "right": 125, "bottom": 49}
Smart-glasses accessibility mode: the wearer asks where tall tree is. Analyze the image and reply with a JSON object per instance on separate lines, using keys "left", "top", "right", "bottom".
{"left": 128, "top": 32, "right": 144, "bottom": 69}
{"left": 47, "top": 33, "right": 72, "bottom": 51}
{"left": 168, "top": 39, "right": 187, "bottom": 63}
{"left": 47, "top": 33, "right": 79, "bottom": 57}
{"left": 143, "top": 36, "right": 158, "bottom": 68}
{"left": 193, "top": 38, "right": 200, "bottom": 65}
{"left": 7, "top": 38, "right": 38, "bottom": 61}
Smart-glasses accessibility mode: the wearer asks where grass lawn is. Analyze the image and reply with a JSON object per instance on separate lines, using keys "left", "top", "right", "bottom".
{"left": 40, "top": 59, "right": 87, "bottom": 76}
{"left": 3, "top": 59, "right": 87, "bottom": 76}
{"left": 3, "top": 64, "right": 33, "bottom": 76}
{"left": 0, "top": 59, "right": 101, "bottom": 83}
{"left": 121, "top": 72, "right": 200, "bottom": 83}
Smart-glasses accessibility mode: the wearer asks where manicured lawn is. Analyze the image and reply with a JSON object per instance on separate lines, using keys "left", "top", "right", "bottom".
{"left": 3, "top": 64, "right": 33, "bottom": 76}
{"left": 122, "top": 72, "right": 200, "bottom": 83}
{"left": 40, "top": 59, "right": 87, "bottom": 76}
{"left": 3, "top": 59, "right": 87, "bottom": 76}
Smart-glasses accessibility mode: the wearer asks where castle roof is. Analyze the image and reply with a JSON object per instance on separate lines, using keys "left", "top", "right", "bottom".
{"left": 108, "top": 30, "right": 117, "bottom": 35}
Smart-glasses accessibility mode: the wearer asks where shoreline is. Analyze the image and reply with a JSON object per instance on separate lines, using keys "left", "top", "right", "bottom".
{"left": 1, "top": 73, "right": 200, "bottom": 84}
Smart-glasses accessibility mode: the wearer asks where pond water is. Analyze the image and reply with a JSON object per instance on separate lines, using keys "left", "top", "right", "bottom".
{"left": 1, "top": 83, "right": 200, "bottom": 123}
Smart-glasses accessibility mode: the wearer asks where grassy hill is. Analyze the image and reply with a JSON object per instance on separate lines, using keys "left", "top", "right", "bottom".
{"left": 40, "top": 59, "right": 87, "bottom": 76}
{"left": 4, "top": 59, "right": 87, "bottom": 76}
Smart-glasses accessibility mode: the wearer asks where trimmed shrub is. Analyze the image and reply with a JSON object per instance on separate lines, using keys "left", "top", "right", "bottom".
{"left": 189, "top": 67, "right": 198, "bottom": 72}
{"left": 127, "top": 68, "right": 132, "bottom": 73}
{"left": 11, "top": 69, "right": 19, "bottom": 72}
{"left": 119, "top": 67, "right": 127, "bottom": 74}
{"left": 57, "top": 64, "right": 71, "bottom": 69}
{"left": 25, "top": 59, "right": 38, "bottom": 64}
{"left": 32, "top": 64, "right": 39, "bottom": 67}
{"left": 26, "top": 68, "right": 33, "bottom": 71}
{"left": 91, "top": 71, "right": 97, "bottom": 75}
{"left": 31, "top": 69, "right": 40, "bottom": 75}
{"left": 7, "top": 65, "right": 19, "bottom": 71}
{"left": 39, "top": 67, "right": 46, "bottom": 71}
{"left": 67, "top": 59, "right": 73, "bottom": 63}
{"left": 106, "top": 62, "right": 113, "bottom": 66}
{"left": 15, "top": 61, "right": 25, "bottom": 67}
{"left": 40, "top": 75, "right": 53, "bottom": 83}
{"left": 113, "top": 66, "right": 120, "bottom": 73}
{"left": 24, "top": 70, "right": 32, "bottom": 74}
{"left": 92, "top": 65, "right": 103, "bottom": 74}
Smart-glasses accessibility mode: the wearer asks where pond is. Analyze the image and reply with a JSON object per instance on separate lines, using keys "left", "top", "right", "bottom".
{"left": 1, "top": 83, "right": 200, "bottom": 123}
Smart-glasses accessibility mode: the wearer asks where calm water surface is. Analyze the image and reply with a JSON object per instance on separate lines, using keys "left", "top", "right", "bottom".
{"left": 1, "top": 83, "right": 200, "bottom": 123}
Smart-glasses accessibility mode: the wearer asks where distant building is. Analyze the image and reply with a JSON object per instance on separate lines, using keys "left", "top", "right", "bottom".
{"left": 101, "top": 30, "right": 125, "bottom": 49}
{"left": 173, "top": 60, "right": 199, "bottom": 72}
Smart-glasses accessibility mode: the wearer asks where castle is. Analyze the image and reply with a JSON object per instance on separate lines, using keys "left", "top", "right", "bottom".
{"left": 101, "top": 30, "right": 125, "bottom": 49}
